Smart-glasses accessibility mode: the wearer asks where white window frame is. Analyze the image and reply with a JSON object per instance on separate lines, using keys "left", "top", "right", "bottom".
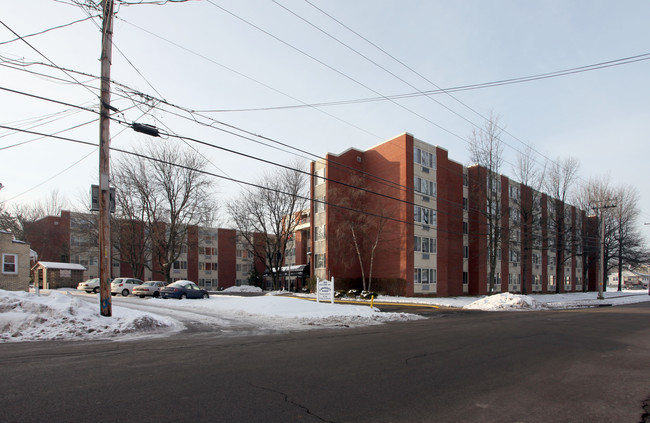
{"left": 2, "top": 253, "right": 17, "bottom": 274}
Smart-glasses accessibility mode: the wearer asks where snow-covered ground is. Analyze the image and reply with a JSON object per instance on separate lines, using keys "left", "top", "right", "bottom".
{"left": 0, "top": 287, "right": 648, "bottom": 343}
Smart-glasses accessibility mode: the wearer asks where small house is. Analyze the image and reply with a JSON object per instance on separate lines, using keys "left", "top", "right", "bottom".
{"left": 32, "top": 261, "right": 86, "bottom": 289}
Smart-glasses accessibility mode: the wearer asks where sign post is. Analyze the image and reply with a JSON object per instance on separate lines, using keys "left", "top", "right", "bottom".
{"left": 317, "top": 278, "right": 334, "bottom": 304}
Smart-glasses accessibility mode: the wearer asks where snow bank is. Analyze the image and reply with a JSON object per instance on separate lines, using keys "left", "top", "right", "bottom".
{"left": 222, "top": 285, "right": 263, "bottom": 293}
{"left": 463, "top": 293, "right": 548, "bottom": 311}
{"left": 0, "top": 290, "right": 179, "bottom": 342}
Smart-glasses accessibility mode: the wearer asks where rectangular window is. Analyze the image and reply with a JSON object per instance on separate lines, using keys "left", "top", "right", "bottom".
{"left": 173, "top": 261, "right": 188, "bottom": 270}
{"left": 463, "top": 271, "right": 469, "bottom": 285}
{"left": 315, "top": 253, "right": 326, "bottom": 269}
{"left": 314, "top": 168, "right": 326, "bottom": 186}
{"left": 315, "top": 197, "right": 326, "bottom": 213}
{"left": 414, "top": 147, "right": 436, "bottom": 168}
{"left": 414, "top": 236, "right": 421, "bottom": 252}
{"left": 2, "top": 254, "right": 17, "bottom": 274}
{"left": 463, "top": 221, "right": 468, "bottom": 234}
{"left": 463, "top": 246, "right": 469, "bottom": 258}
{"left": 422, "top": 237, "right": 430, "bottom": 253}
{"left": 314, "top": 226, "right": 326, "bottom": 241}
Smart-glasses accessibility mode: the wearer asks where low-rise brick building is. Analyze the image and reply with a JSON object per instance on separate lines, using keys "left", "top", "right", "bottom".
{"left": 0, "top": 230, "right": 31, "bottom": 291}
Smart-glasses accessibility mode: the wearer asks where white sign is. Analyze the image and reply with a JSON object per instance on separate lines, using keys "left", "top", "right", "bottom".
{"left": 317, "top": 279, "right": 334, "bottom": 304}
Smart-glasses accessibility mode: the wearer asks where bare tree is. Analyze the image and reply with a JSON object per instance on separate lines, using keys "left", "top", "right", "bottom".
{"left": 112, "top": 140, "right": 216, "bottom": 282}
{"left": 576, "top": 177, "right": 650, "bottom": 291}
{"left": 510, "top": 145, "right": 545, "bottom": 294}
{"left": 330, "top": 174, "right": 392, "bottom": 292}
{"left": 611, "top": 185, "right": 650, "bottom": 290}
{"left": 228, "top": 161, "right": 308, "bottom": 291}
{"left": 544, "top": 156, "right": 580, "bottom": 293}
{"left": 468, "top": 113, "right": 504, "bottom": 294}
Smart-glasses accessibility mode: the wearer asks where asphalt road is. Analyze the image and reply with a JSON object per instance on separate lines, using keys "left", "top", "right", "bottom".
{"left": 1, "top": 302, "right": 649, "bottom": 423}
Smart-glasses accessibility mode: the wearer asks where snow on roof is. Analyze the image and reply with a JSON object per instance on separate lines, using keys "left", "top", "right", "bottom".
{"left": 37, "top": 261, "right": 86, "bottom": 270}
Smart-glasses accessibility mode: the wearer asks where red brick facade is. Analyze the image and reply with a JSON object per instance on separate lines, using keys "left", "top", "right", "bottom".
{"left": 312, "top": 133, "right": 597, "bottom": 297}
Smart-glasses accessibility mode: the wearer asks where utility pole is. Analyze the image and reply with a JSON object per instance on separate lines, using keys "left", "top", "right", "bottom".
{"left": 99, "top": 0, "right": 115, "bottom": 317}
{"left": 640, "top": 224, "right": 650, "bottom": 295}
{"left": 594, "top": 201, "right": 617, "bottom": 300}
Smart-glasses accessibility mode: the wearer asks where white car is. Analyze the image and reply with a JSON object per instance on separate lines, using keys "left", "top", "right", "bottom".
{"left": 111, "top": 278, "right": 144, "bottom": 296}
{"left": 77, "top": 278, "right": 100, "bottom": 294}
{"left": 132, "top": 281, "right": 167, "bottom": 298}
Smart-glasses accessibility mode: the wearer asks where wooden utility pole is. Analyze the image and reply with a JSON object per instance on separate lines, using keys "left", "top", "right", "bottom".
{"left": 594, "top": 202, "right": 617, "bottom": 300}
{"left": 99, "top": 0, "right": 115, "bottom": 317}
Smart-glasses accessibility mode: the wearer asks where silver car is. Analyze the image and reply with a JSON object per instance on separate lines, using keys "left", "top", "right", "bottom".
{"left": 77, "top": 278, "right": 100, "bottom": 294}
{"left": 110, "top": 278, "right": 144, "bottom": 296}
{"left": 132, "top": 281, "right": 167, "bottom": 298}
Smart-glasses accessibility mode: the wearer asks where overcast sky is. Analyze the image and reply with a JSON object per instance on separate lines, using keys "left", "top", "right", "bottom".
{"left": 1, "top": 1, "right": 649, "bottom": 234}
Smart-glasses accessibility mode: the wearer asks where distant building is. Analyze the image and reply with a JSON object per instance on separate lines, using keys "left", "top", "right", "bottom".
{"left": 0, "top": 230, "right": 31, "bottom": 291}
{"left": 24, "top": 211, "right": 266, "bottom": 290}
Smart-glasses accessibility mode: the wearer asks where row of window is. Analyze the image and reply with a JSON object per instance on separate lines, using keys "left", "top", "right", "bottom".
{"left": 414, "top": 236, "right": 437, "bottom": 254}
{"left": 414, "top": 206, "right": 437, "bottom": 226}
{"left": 414, "top": 268, "right": 437, "bottom": 284}
{"left": 414, "top": 177, "right": 436, "bottom": 197}
{"left": 199, "top": 247, "right": 216, "bottom": 256}
{"left": 414, "top": 147, "right": 436, "bottom": 169}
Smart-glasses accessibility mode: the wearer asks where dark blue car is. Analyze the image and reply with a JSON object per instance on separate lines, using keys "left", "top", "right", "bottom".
{"left": 161, "top": 280, "right": 210, "bottom": 299}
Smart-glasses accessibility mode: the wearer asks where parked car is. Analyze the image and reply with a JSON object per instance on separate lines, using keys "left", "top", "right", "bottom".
{"left": 77, "top": 278, "right": 100, "bottom": 294}
{"left": 623, "top": 280, "right": 648, "bottom": 290}
{"left": 161, "top": 280, "right": 209, "bottom": 299}
{"left": 132, "top": 281, "right": 167, "bottom": 298}
{"left": 111, "top": 278, "right": 144, "bottom": 296}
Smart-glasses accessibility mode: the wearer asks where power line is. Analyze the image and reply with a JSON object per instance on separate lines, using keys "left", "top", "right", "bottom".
{"left": 0, "top": 18, "right": 99, "bottom": 100}
{"left": 0, "top": 123, "right": 598, "bottom": 248}
{"left": 297, "top": 0, "right": 635, "bottom": 192}
{"left": 0, "top": 15, "right": 98, "bottom": 46}
{"left": 194, "top": 53, "right": 650, "bottom": 113}
{"left": 116, "top": 16, "right": 383, "bottom": 141}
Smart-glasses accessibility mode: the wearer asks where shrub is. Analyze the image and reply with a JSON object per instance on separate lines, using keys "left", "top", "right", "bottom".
{"left": 346, "top": 289, "right": 360, "bottom": 298}
{"left": 360, "top": 291, "right": 379, "bottom": 300}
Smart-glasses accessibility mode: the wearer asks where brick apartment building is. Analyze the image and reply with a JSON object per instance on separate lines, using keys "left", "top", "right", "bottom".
{"left": 310, "top": 133, "right": 598, "bottom": 297}
{"left": 24, "top": 211, "right": 267, "bottom": 290}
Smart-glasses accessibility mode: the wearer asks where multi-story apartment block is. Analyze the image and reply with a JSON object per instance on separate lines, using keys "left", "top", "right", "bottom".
{"left": 310, "top": 133, "right": 598, "bottom": 297}
{"left": 25, "top": 211, "right": 265, "bottom": 289}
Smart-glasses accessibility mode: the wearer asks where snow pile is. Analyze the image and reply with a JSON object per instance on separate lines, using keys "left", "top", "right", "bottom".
{"left": 463, "top": 293, "right": 548, "bottom": 311}
{"left": 222, "top": 285, "right": 263, "bottom": 293}
{"left": 0, "top": 290, "right": 179, "bottom": 342}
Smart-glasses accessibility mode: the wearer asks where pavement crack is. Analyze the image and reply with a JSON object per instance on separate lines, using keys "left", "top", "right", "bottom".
{"left": 250, "top": 383, "right": 336, "bottom": 423}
